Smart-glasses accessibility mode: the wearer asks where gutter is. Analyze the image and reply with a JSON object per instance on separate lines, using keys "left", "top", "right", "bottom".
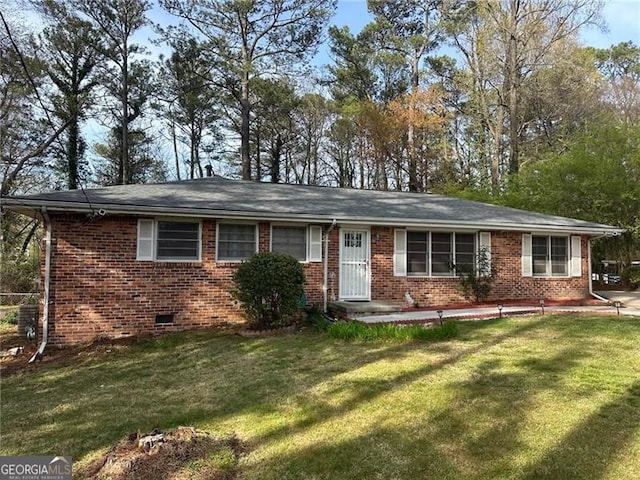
{"left": 323, "top": 219, "right": 338, "bottom": 313}
{"left": 588, "top": 233, "right": 618, "bottom": 303}
{"left": 29, "top": 207, "right": 52, "bottom": 363}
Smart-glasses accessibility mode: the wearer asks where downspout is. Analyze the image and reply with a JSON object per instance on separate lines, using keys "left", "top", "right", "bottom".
{"left": 323, "top": 219, "right": 338, "bottom": 313}
{"left": 30, "top": 207, "right": 52, "bottom": 363}
{"left": 589, "top": 233, "right": 612, "bottom": 303}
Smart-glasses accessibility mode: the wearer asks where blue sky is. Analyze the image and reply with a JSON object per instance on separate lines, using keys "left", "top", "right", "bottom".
{"left": 328, "top": 0, "right": 640, "bottom": 46}
{"left": 585, "top": 0, "right": 640, "bottom": 46}
{"left": 141, "top": 0, "right": 640, "bottom": 69}
{"left": 316, "top": 0, "right": 640, "bottom": 62}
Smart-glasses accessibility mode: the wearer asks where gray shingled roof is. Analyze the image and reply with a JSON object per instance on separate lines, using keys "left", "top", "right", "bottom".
{"left": 1, "top": 175, "right": 624, "bottom": 234}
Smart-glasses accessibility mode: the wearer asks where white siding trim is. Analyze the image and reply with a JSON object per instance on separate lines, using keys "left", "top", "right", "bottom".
{"left": 394, "top": 229, "right": 407, "bottom": 277}
{"left": 522, "top": 233, "right": 533, "bottom": 277}
{"left": 137, "top": 219, "right": 154, "bottom": 261}
{"left": 571, "top": 235, "right": 582, "bottom": 277}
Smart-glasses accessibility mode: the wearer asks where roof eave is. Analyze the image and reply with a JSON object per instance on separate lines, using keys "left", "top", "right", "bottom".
{"left": 1, "top": 198, "right": 625, "bottom": 236}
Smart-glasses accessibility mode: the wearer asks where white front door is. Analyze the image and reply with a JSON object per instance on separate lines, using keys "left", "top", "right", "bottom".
{"left": 339, "top": 229, "right": 370, "bottom": 300}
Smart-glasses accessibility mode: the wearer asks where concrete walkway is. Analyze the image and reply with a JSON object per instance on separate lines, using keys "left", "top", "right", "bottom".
{"left": 596, "top": 290, "right": 640, "bottom": 308}
{"left": 355, "top": 303, "right": 640, "bottom": 324}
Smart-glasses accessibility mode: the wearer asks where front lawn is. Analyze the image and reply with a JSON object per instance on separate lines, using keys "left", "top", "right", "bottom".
{"left": 2, "top": 315, "right": 640, "bottom": 479}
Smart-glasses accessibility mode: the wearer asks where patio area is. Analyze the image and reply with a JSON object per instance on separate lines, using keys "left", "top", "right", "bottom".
{"left": 331, "top": 298, "right": 639, "bottom": 324}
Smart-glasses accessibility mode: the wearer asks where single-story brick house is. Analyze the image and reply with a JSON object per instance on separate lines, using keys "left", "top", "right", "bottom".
{"left": 2, "top": 175, "right": 624, "bottom": 349}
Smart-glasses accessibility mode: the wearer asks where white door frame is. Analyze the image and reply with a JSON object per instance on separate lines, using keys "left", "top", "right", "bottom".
{"left": 338, "top": 227, "right": 371, "bottom": 300}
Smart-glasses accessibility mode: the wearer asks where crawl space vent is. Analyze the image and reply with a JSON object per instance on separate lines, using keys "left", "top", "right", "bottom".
{"left": 155, "top": 314, "right": 174, "bottom": 325}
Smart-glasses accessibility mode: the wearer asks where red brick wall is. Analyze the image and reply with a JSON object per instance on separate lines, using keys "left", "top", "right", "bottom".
{"left": 44, "top": 215, "right": 324, "bottom": 345}
{"left": 42, "top": 215, "right": 591, "bottom": 345}
{"left": 369, "top": 227, "right": 590, "bottom": 307}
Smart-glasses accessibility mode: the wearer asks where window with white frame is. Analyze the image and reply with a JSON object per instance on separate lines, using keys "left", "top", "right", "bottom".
{"left": 272, "top": 226, "right": 307, "bottom": 260}
{"left": 532, "top": 235, "right": 569, "bottom": 276}
{"left": 137, "top": 219, "right": 201, "bottom": 261}
{"left": 407, "top": 231, "right": 429, "bottom": 275}
{"left": 217, "top": 223, "right": 257, "bottom": 261}
{"left": 271, "top": 225, "right": 323, "bottom": 262}
{"left": 454, "top": 233, "right": 476, "bottom": 274}
{"left": 405, "top": 231, "right": 477, "bottom": 276}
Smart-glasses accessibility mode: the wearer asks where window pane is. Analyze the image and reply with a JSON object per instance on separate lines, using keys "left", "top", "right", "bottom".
{"left": 407, "top": 232, "right": 428, "bottom": 275}
{"left": 532, "top": 236, "right": 548, "bottom": 276}
{"left": 218, "top": 224, "right": 256, "bottom": 260}
{"left": 455, "top": 233, "right": 476, "bottom": 274}
{"left": 156, "top": 221, "right": 199, "bottom": 260}
{"left": 344, "top": 232, "right": 362, "bottom": 248}
{"left": 431, "top": 233, "right": 453, "bottom": 276}
{"left": 551, "top": 237, "right": 568, "bottom": 275}
{"left": 272, "top": 226, "right": 307, "bottom": 261}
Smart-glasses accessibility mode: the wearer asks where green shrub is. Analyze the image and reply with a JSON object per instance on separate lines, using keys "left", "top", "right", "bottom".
{"left": 454, "top": 246, "right": 495, "bottom": 302}
{"left": 622, "top": 265, "right": 640, "bottom": 289}
{"left": 0, "top": 255, "right": 40, "bottom": 305}
{"left": 327, "top": 320, "right": 458, "bottom": 342}
{"left": 1, "top": 309, "right": 18, "bottom": 325}
{"left": 232, "top": 252, "right": 305, "bottom": 330}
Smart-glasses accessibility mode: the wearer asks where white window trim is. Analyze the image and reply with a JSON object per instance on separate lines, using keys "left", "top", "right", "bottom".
{"left": 270, "top": 223, "right": 310, "bottom": 263}
{"left": 530, "top": 235, "right": 571, "bottom": 278}
{"left": 403, "top": 230, "right": 478, "bottom": 278}
{"left": 216, "top": 221, "right": 259, "bottom": 263}
{"left": 137, "top": 218, "right": 202, "bottom": 263}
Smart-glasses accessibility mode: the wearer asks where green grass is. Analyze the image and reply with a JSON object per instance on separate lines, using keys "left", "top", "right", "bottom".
{"left": 3, "top": 314, "right": 640, "bottom": 479}
{"left": 327, "top": 319, "right": 459, "bottom": 341}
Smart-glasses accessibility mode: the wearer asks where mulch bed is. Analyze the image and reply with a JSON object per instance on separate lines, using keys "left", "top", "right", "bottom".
{"left": 0, "top": 328, "right": 140, "bottom": 377}
{"left": 78, "top": 427, "right": 246, "bottom": 480}
{"left": 236, "top": 324, "right": 299, "bottom": 337}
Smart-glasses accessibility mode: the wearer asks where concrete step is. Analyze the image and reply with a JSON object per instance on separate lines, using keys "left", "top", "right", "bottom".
{"left": 328, "top": 300, "right": 403, "bottom": 317}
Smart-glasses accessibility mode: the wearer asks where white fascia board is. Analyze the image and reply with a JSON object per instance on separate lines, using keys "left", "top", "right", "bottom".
{"left": 3, "top": 199, "right": 625, "bottom": 236}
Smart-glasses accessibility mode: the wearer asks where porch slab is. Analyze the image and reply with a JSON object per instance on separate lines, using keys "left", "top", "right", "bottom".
{"left": 328, "top": 300, "right": 403, "bottom": 316}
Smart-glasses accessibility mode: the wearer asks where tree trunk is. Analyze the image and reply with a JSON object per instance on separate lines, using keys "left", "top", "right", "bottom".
{"left": 67, "top": 107, "right": 79, "bottom": 190}
{"left": 491, "top": 103, "right": 505, "bottom": 191}
{"left": 270, "top": 135, "right": 282, "bottom": 183}
{"left": 190, "top": 124, "right": 195, "bottom": 179}
{"left": 255, "top": 121, "right": 261, "bottom": 181}
{"left": 172, "top": 120, "right": 181, "bottom": 180}
{"left": 240, "top": 73, "right": 251, "bottom": 180}
{"left": 121, "top": 38, "right": 129, "bottom": 185}
{"left": 407, "top": 54, "right": 420, "bottom": 192}
{"left": 507, "top": 0, "right": 520, "bottom": 175}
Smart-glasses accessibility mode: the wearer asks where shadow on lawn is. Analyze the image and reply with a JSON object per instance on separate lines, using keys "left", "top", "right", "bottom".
{"left": 248, "top": 317, "right": 640, "bottom": 478}
{"left": 423, "top": 346, "right": 587, "bottom": 478}
{"left": 8, "top": 317, "right": 544, "bottom": 462}
{"left": 4, "top": 315, "right": 640, "bottom": 480}
{"left": 244, "top": 425, "right": 462, "bottom": 479}
{"left": 250, "top": 343, "right": 588, "bottom": 478}
{"left": 1, "top": 330, "right": 445, "bottom": 459}
{"left": 253, "top": 316, "right": 550, "bottom": 446}
{"left": 521, "top": 380, "right": 640, "bottom": 479}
